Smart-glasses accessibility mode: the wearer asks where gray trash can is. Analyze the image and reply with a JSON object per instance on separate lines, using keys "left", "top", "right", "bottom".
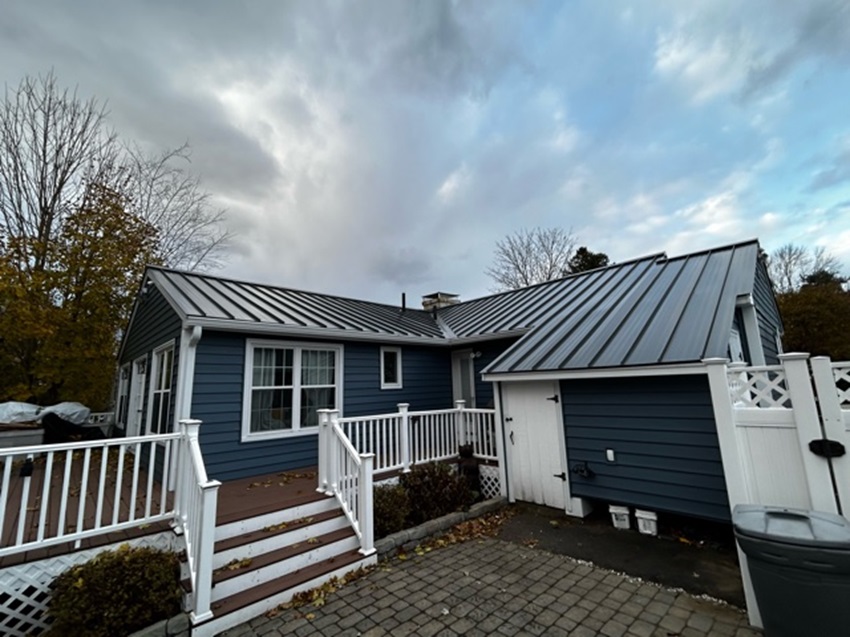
{"left": 733, "top": 505, "right": 850, "bottom": 637}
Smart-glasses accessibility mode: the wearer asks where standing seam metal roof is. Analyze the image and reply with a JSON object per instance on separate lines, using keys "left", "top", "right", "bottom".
{"left": 147, "top": 269, "right": 446, "bottom": 339}
{"left": 141, "top": 239, "right": 761, "bottom": 372}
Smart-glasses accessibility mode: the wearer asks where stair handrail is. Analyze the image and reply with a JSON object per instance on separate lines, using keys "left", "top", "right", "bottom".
{"left": 176, "top": 419, "right": 221, "bottom": 624}
{"left": 317, "top": 409, "right": 375, "bottom": 555}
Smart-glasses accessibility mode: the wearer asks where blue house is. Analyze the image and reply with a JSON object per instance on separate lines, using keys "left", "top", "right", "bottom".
{"left": 118, "top": 238, "right": 782, "bottom": 523}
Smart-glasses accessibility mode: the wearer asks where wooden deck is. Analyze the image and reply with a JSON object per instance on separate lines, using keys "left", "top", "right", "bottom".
{"left": 0, "top": 451, "right": 321, "bottom": 568}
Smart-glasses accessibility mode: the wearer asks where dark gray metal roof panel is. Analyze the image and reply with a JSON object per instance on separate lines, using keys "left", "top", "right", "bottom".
{"left": 143, "top": 240, "right": 761, "bottom": 366}
{"left": 147, "top": 268, "right": 445, "bottom": 339}
{"left": 484, "top": 241, "right": 759, "bottom": 373}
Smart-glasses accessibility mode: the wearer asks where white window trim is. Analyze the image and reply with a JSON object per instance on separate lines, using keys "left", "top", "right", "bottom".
{"left": 380, "top": 346, "right": 403, "bottom": 390}
{"left": 242, "top": 339, "right": 344, "bottom": 442}
{"left": 146, "top": 339, "right": 176, "bottom": 435}
{"left": 116, "top": 363, "right": 131, "bottom": 427}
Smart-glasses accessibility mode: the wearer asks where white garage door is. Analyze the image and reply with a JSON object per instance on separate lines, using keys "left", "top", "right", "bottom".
{"left": 503, "top": 380, "right": 569, "bottom": 510}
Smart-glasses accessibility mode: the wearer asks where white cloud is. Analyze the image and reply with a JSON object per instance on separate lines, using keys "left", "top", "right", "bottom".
{"left": 437, "top": 164, "right": 471, "bottom": 204}
{"left": 654, "top": 28, "right": 757, "bottom": 103}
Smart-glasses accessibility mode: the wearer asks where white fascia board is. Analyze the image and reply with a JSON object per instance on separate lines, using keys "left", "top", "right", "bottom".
{"left": 482, "top": 362, "right": 707, "bottom": 382}
{"left": 146, "top": 270, "right": 190, "bottom": 322}
{"left": 192, "top": 317, "right": 445, "bottom": 345}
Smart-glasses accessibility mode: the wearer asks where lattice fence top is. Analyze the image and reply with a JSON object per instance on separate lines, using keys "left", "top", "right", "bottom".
{"left": 833, "top": 365, "right": 850, "bottom": 407}
{"left": 727, "top": 367, "right": 792, "bottom": 408}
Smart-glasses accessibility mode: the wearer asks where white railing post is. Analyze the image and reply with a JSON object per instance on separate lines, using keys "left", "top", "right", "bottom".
{"left": 704, "top": 359, "right": 753, "bottom": 510}
{"left": 326, "top": 410, "right": 341, "bottom": 496}
{"left": 358, "top": 452, "right": 375, "bottom": 555}
{"left": 455, "top": 399, "right": 467, "bottom": 447}
{"left": 191, "top": 480, "right": 220, "bottom": 624}
{"left": 172, "top": 420, "right": 190, "bottom": 533}
{"left": 317, "top": 409, "right": 331, "bottom": 493}
{"left": 398, "top": 403, "right": 411, "bottom": 473}
{"left": 780, "top": 353, "right": 840, "bottom": 514}
{"left": 810, "top": 356, "right": 850, "bottom": 517}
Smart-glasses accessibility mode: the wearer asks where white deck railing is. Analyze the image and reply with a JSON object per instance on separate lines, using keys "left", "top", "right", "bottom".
{"left": 317, "top": 411, "right": 375, "bottom": 555}
{"left": 173, "top": 419, "right": 220, "bottom": 623}
{"left": 318, "top": 402, "right": 497, "bottom": 555}
{"left": 335, "top": 401, "right": 497, "bottom": 474}
{"left": 0, "top": 432, "right": 181, "bottom": 559}
{"left": 0, "top": 419, "right": 219, "bottom": 622}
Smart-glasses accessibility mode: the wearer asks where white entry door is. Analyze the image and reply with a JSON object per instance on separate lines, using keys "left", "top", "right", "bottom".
{"left": 503, "top": 381, "right": 569, "bottom": 510}
{"left": 126, "top": 356, "right": 147, "bottom": 437}
{"left": 452, "top": 350, "right": 476, "bottom": 407}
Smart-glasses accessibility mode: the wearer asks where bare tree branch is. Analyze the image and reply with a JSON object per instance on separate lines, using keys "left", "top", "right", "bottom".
{"left": 123, "top": 143, "right": 231, "bottom": 270}
{"left": 768, "top": 243, "right": 844, "bottom": 294}
{"left": 0, "top": 72, "right": 230, "bottom": 272}
{"left": 486, "top": 227, "right": 577, "bottom": 291}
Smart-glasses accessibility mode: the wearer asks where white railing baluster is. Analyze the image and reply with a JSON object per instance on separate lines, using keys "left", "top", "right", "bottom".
{"left": 94, "top": 447, "right": 108, "bottom": 529}
{"left": 129, "top": 442, "right": 141, "bottom": 522}
{"left": 16, "top": 454, "right": 34, "bottom": 546}
{"left": 0, "top": 455, "right": 12, "bottom": 537}
{"left": 74, "top": 448, "right": 92, "bottom": 548}
{"left": 57, "top": 450, "right": 73, "bottom": 539}
{"left": 112, "top": 445, "right": 126, "bottom": 525}
{"left": 160, "top": 439, "right": 172, "bottom": 516}
{"left": 145, "top": 441, "right": 156, "bottom": 519}
{"left": 37, "top": 451, "right": 55, "bottom": 542}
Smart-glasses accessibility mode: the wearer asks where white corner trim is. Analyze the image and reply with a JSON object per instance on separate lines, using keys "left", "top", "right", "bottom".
{"left": 380, "top": 346, "right": 403, "bottom": 390}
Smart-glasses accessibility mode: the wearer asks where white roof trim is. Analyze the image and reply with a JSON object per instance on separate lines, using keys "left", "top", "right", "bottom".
{"left": 482, "top": 362, "right": 707, "bottom": 382}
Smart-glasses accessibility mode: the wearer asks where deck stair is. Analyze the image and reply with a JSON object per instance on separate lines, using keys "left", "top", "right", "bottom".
{"left": 189, "top": 489, "right": 375, "bottom": 637}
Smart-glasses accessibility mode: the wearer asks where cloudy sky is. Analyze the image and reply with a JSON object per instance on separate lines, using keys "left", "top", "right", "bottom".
{"left": 2, "top": 0, "right": 849, "bottom": 304}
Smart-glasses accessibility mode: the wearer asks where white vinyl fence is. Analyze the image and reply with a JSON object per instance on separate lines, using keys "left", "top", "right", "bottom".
{"left": 706, "top": 353, "right": 850, "bottom": 628}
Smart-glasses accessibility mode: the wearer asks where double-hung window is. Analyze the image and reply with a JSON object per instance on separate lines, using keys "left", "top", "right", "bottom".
{"left": 244, "top": 341, "right": 341, "bottom": 440}
{"left": 148, "top": 343, "right": 174, "bottom": 434}
{"left": 380, "top": 347, "right": 402, "bottom": 389}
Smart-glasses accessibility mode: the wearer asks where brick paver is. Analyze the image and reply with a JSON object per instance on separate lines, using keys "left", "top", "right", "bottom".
{"left": 222, "top": 539, "right": 760, "bottom": 636}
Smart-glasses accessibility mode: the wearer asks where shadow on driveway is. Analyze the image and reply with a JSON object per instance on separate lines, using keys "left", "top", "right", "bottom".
{"left": 497, "top": 502, "right": 745, "bottom": 607}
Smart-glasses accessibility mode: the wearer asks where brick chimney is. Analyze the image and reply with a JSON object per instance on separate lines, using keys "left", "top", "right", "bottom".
{"left": 421, "top": 291, "right": 460, "bottom": 311}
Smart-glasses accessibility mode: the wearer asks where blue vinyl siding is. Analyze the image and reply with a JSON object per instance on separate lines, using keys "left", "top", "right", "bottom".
{"left": 753, "top": 258, "right": 783, "bottom": 364}
{"left": 344, "top": 344, "right": 452, "bottom": 416}
{"left": 471, "top": 339, "right": 517, "bottom": 409}
{"left": 190, "top": 331, "right": 454, "bottom": 481}
{"left": 119, "top": 286, "right": 181, "bottom": 435}
{"left": 561, "top": 375, "right": 730, "bottom": 522}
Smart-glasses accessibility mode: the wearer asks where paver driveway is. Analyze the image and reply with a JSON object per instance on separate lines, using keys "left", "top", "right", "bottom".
{"left": 223, "top": 538, "right": 761, "bottom": 636}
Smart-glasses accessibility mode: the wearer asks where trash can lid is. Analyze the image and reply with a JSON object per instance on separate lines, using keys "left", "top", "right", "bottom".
{"left": 733, "top": 505, "right": 850, "bottom": 548}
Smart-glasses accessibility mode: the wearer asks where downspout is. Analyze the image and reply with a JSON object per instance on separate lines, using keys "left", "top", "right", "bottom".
{"left": 179, "top": 325, "right": 203, "bottom": 421}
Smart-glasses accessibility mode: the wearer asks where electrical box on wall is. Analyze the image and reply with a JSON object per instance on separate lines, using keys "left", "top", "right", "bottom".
{"left": 606, "top": 449, "right": 615, "bottom": 462}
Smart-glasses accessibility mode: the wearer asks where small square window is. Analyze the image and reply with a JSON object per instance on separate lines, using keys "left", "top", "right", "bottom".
{"left": 381, "top": 347, "right": 402, "bottom": 389}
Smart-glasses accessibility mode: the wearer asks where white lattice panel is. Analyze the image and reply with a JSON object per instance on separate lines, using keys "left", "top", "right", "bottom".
{"left": 833, "top": 365, "right": 850, "bottom": 407}
{"left": 728, "top": 368, "right": 791, "bottom": 408}
{"left": 479, "top": 464, "right": 500, "bottom": 500}
{"left": 0, "top": 531, "right": 179, "bottom": 637}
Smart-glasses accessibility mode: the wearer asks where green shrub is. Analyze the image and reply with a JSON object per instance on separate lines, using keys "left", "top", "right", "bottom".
{"left": 401, "top": 462, "right": 474, "bottom": 526}
{"left": 374, "top": 482, "right": 411, "bottom": 538}
{"left": 47, "top": 544, "right": 182, "bottom": 637}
